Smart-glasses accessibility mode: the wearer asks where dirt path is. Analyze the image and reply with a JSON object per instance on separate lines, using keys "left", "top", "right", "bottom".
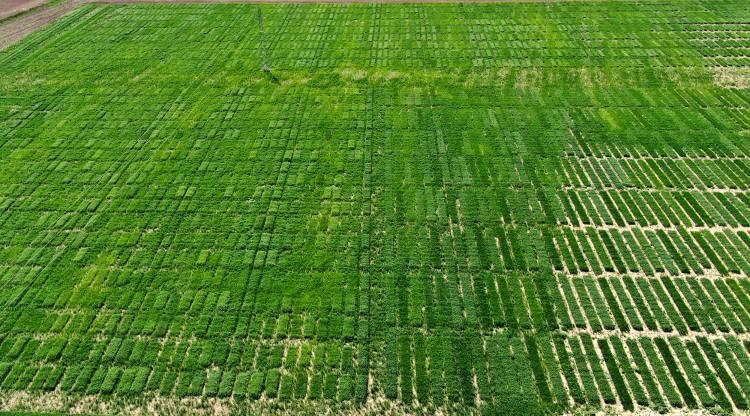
{"left": 0, "top": 0, "right": 82, "bottom": 50}
{"left": 0, "top": 0, "right": 50, "bottom": 20}
{"left": 0, "top": 0, "right": 583, "bottom": 52}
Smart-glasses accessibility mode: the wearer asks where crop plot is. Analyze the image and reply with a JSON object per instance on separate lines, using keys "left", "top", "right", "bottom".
{"left": 1, "top": 1, "right": 750, "bottom": 415}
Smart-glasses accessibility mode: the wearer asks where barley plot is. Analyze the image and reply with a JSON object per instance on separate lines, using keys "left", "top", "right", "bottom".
{"left": 1, "top": 1, "right": 750, "bottom": 415}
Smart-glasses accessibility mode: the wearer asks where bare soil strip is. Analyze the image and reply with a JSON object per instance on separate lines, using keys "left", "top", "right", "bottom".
{"left": 0, "top": 0, "right": 82, "bottom": 50}
{"left": 0, "top": 0, "right": 49, "bottom": 21}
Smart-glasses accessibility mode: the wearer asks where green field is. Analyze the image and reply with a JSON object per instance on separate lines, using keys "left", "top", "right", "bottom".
{"left": 1, "top": 1, "right": 750, "bottom": 414}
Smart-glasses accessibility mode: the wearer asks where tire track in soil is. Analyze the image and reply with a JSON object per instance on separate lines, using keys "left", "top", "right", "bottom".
{"left": 0, "top": 0, "right": 84, "bottom": 50}
{"left": 0, "top": 0, "right": 50, "bottom": 21}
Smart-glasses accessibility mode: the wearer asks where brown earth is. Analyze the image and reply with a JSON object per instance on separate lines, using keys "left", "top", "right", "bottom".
{"left": 0, "top": 0, "right": 82, "bottom": 50}
{"left": 0, "top": 0, "right": 50, "bottom": 20}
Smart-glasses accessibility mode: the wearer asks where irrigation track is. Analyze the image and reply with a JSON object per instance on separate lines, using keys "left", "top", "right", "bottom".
{"left": 0, "top": 0, "right": 592, "bottom": 52}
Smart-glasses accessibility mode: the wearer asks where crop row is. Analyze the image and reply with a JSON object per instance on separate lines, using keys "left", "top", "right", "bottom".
{"left": 550, "top": 226, "right": 750, "bottom": 276}
{"left": 0, "top": 309, "right": 362, "bottom": 344}
{"left": 564, "top": 140, "right": 750, "bottom": 161}
{"left": 548, "top": 334, "right": 750, "bottom": 411}
{"left": 1, "top": 1, "right": 750, "bottom": 414}
{"left": 553, "top": 189, "right": 750, "bottom": 229}
{"left": 372, "top": 269, "right": 750, "bottom": 336}
{"left": 559, "top": 153, "right": 750, "bottom": 192}
{"left": 553, "top": 274, "right": 750, "bottom": 335}
{"left": 0, "top": 335, "right": 363, "bottom": 400}
{"left": 0, "top": 332, "right": 738, "bottom": 410}
{"left": 5, "top": 325, "right": 750, "bottom": 412}
{"left": 1, "top": 3, "right": 725, "bottom": 72}
{"left": 0, "top": 336, "right": 354, "bottom": 370}
{"left": 377, "top": 331, "right": 750, "bottom": 412}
